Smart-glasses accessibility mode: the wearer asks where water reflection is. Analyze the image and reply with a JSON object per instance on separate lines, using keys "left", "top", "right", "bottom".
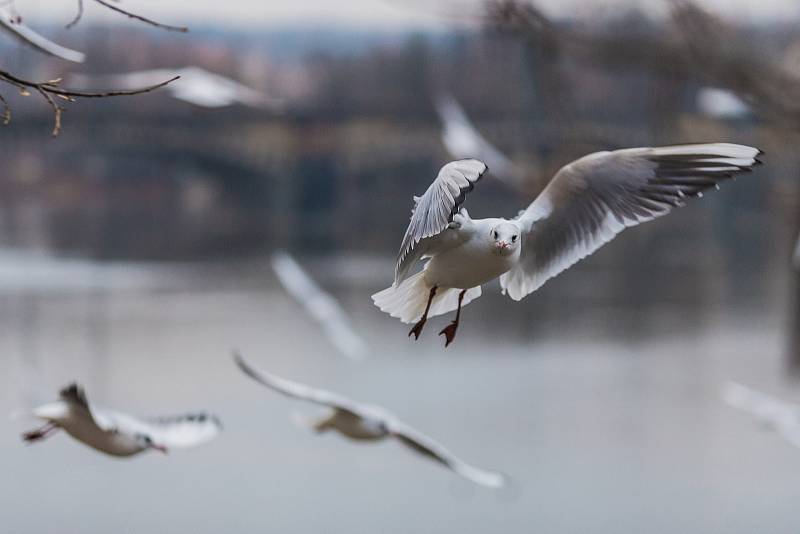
{"left": 0, "top": 248, "right": 798, "bottom": 533}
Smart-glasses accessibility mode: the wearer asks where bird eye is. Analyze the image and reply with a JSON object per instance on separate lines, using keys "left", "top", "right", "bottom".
{"left": 493, "top": 231, "right": 498, "bottom": 239}
{"left": 512, "top": 235, "right": 517, "bottom": 242}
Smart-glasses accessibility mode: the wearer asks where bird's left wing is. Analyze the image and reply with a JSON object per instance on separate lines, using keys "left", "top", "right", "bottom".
{"left": 386, "top": 418, "right": 506, "bottom": 488}
{"left": 501, "top": 143, "right": 761, "bottom": 300}
{"left": 395, "top": 159, "right": 488, "bottom": 285}
{"left": 0, "top": 9, "right": 85, "bottom": 63}
{"left": 233, "top": 352, "right": 365, "bottom": 417}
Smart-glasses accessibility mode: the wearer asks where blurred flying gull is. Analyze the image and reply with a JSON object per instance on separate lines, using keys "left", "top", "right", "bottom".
{"left": 234, "top": 352, "right": 507, "bottom": 489}
{"left": 71, "top": 67, "right": 280, "bottom": 109}
{"left": 272, "top": 251, "right": 368, "bottom": 360}
{"left": 22, "top": 383, "right": 221, "bottom": 457}
{"left": 373, "top": 144, "right": 762, "bottom": 346}
{"left": 696, "top": 87, "right": 751, "bottom": 119}
{"left": 434, "top": 93, "right": 524, "bottom": 190}
{"left": 0, "top": 7, "right": 85, "bottom": 63}
{"left": 723, "top": 381, "right": 800, "bottom": 448}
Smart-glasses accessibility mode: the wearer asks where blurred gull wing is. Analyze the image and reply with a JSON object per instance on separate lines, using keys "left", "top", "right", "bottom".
{"left": 435, "top": 93, "right": 521, "bottom": 188}
{"left": 723, "top": 382, "right": 800, "bottom": 448}
{"left": 387, "top": 418, "right": 507, "bottom": 489}
{"left": 70, "top": 67, "right": 281, "bottom": 109}
{"left": 501, "top": 143, "right": 762, "bottom": 301}
{"left": 111, "top": 412, "right": 222, "bottom": 449}
{"left": 57, "top": 383, "right": 116, "bottom": 432}
{"left": 0, "top": 8, "right": 85, "bottom": 63}
{"left": 271, "top": 251, "right": 368, "bottom": 360}
{"left": 395, "top": 159, "right": 488, "bottom": 285}
{"left": 696, "top": 87, "right": 751, "bottom": 119}
{"left": 233, "top": 352, "right": 365, "bottom": 416}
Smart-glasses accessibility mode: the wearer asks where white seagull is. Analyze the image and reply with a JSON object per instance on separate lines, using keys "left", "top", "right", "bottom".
{"left": 71, "top": 67, "right": 280, "bottom": 109}
{"left": 372, "top": 143, "right": 762, "bottom": 346}
{"left": 434, "top": 93, "right": 523, "bottom": 189}
{"left": 233, "top": 352, "right": 507, "bottom": 489}
{"left": 0, "top": 8, "right": 85, "bottom": 63}
{"left": 723, "top": 381, "right": 800, "bottom": 448}
{"left": 272, "top": 251, "right": 369, "bottom": 360}
{"left": 22, "top": 383, "right": 221, "bottom": 457}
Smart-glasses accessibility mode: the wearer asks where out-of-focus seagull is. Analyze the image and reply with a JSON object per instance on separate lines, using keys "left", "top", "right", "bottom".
{"left": 22, "top": 383, "right": 221, "bottom": 457}
{"left": 272, "top": 252, "right": 369, "bottom": 360}
{"left": 696, "top": 87, "right": 751, "bottom": 119}
{"left": 434, "top": 93, "right": 524, "bottom": 189}
{"left": 233, "top": 352, "right": 507, "bottom": 489}
{"left": 373, "top": 144, "right": 762, "bottom": 346}
{"left": 71, "top": 67, "right": 280, "bottom": 109}
{"left": 0, "top": 8, "right": 85, "bottom": 63}
{"left": 723, "top": 381, "right": 800, "bottom": 448}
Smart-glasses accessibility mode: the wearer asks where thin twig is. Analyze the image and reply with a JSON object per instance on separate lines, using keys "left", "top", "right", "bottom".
{"left": 66, "top": 0, "right": 84, "bottom": 29}
{"left": 0, "top": 72, "right": 179, "bottom": 135}
{"left": 91, "top": 0, "right": 188, "bottom": 32}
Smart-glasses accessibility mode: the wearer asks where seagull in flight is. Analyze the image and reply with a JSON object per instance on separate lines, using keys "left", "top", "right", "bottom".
{"left": 233, "top": 352, "right": 507, "bottom": 489}
{"left": 0, "top": 7, "right": 85, "bottom": 63}
{"left": 723, "top": 381, "right": 800, "bottom": 448}
{"left": 71, "top": 67, "right": 281, "bottom": 109}
{"left": 434, "top": 93, "right": 524, "bottom": 190}
{"left": 22, "top": 383, "right": 221, "bottom": 457}
{"left": 372, "top": 143, "right": 762, "bottom": 346}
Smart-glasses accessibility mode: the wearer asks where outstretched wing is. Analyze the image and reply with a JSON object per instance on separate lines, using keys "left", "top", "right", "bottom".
{"left": 501, "top": 143, "right": 762, "bottom": 300}
{"left": 395, "top": 159, "right": 487, "bottom": 285}
{"left": 0, "top": 9, "right": 85, "bottom": 63}
{"left": 233, "top": 351, "right": 364, "bottom": 417}
{"left": 386, "top": 418, "right": 507, "bottom": 489}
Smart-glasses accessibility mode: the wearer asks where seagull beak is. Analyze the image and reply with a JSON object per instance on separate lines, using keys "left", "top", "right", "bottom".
{"left": 150, "top": 443, "right": 169, "bottom": 454}
{"left": 496, "top": 241, "right": 509, "bottom": 250}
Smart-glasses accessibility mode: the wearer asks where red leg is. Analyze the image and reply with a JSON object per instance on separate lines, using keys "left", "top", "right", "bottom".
{"left": 22, "top": 422, "right": 58, "bottom": 444}
{"left": 439, "top": 289, "right": 466, "bottom": 347}
{"left": 408, "top": 286, "right": 437, "bottom": 340}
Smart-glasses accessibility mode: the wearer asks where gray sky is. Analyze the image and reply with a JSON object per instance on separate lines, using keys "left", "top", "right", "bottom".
{"left": 16, "top": 0, "right": 800, "bottom": 29}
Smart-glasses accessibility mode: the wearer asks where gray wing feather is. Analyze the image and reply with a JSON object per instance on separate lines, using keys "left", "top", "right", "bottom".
{"left": 501, "top": 143, "right": 762, "bottom": 300}
{"left": 0, "top": 9, "right": 85, "bottom": 63}
{"left": 233, "top": 352, "right": 365, "bottom": 416}
{"left": 387, "top": 418, "right": 506, "bottom": 488}
{"left": 395, "top": 159, "right": 487, "bottom": 284}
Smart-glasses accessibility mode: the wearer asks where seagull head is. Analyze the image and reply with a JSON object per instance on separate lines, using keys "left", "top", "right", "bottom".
{"left": 490, "top": 222, "right": 521, "bottom": 257}
{"left": 137, "top": 433, "right": 168, "bottom": 454}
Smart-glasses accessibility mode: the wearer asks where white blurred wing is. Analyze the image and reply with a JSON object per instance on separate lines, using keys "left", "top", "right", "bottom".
{"left": 501, "top": 143, "right": 762, "bottom": 301}
{"left": 723, "top": 382, "right": 800, "bottom": 448}
{"left": 386, "top": 418, "right": 506, "bottom": 489}
{"left": 234, "top": 352, "right": 366, "bottom": 416}
{"left": 435, "top": 94, "right": 520, "bottom": 187}
{"left": 271, "top": 252, "right": 368, "bottom": 360}
{"left": 110, "top": 411, "right": 222, "bottom": 449}
{"left": 0, "top": 9, "right": 85, "bottom": 63}
{"left": 395, "top": 159, "right": 487, "bottom": 284}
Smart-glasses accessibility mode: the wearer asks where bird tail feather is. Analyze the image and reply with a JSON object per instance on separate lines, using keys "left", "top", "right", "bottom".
{"left": 371, "top": 271, "right": 481, "bottom": 324}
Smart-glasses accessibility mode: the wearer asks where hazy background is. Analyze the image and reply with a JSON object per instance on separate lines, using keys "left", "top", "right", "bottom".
{"left": 1, "top": 0, "right": 799, "bottom": 532}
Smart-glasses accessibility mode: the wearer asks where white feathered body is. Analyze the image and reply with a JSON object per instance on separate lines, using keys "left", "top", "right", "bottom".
{"left": 372, "top": 217, "right": 520, "bottom": 323}
{"left": 33, "top": 401, "right": 144, "bottom": 457}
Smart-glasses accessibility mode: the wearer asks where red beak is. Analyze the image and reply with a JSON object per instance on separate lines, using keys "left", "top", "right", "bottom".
{"left": 151, "top": 444, "right": 169, "bottom": 454}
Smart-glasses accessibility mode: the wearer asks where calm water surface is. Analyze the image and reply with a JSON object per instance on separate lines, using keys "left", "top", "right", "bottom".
{"left": 1, "top": 249, "right": 798, "bottom": 534}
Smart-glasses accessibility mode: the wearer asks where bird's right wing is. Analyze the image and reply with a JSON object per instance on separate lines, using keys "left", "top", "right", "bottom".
{"left": 58, "top": 383, "right": 118, "bottom": 432}
{"left": 395, "top": 159, "right": 488, "bottom": 285}
{"left": 387, "top": 418, "right": 507, "bottom": 489}
{"left": 233, "top": 352, "right": 364, "bottom": 416}
{"left": 501, "top": 143, "right": 761, "bottom": 301}
{"left": 0, "top": 9, "right": 85, "bottom": 63}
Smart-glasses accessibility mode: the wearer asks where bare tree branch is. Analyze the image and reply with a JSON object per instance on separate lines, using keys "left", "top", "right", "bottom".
{"left": 65, "top": 0, "right": 84, "bottom": 29}
{"left": 0, "top": 72, "right": 179, "bottom": 136}
{"left": 91, "top": 0, "right": 188, "bottom": 32}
